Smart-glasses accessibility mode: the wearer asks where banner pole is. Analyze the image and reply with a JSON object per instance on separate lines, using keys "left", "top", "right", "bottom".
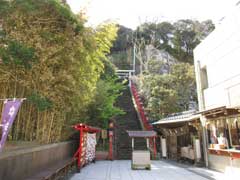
{"left": 0, "top": 98, "right": 26, "bottom": 101}
{"left": 0, "top": 100, "right": 5, "bottom": 127}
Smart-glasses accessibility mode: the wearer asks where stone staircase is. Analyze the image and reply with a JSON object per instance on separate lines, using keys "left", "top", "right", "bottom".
{"left": 114, "top": 85, "right": 147, "bottom": 159}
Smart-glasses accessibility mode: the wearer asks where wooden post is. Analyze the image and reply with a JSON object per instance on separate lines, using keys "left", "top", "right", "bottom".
{"left": 108, "top": 131, "right": 113, "bottom": 160}
{"left": 77, "top": 126, "right": 83, "bottom": 172}
{"left": 153, "top": 137, "right": 157, "bottom": 159}
{"left": 108, "top": 120, "right": 114, "bottom": 160}
{"left": 132, "top": 138, "right": 134, "bottom": 150}
{"left": 147, "top": 138, "right": 149, "bottom": 149}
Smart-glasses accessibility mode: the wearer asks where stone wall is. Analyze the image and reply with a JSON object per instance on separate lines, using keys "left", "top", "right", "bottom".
{"left": 0, "top": 141, "right": 77, "bottom": 180}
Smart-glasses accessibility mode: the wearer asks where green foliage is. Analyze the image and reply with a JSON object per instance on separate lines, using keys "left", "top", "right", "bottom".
{"left": 0, "top": 0, "right": 118, "bottom": 143}
{"left": 109, "top": 20, "right": 214, "bottom": 80}
{"left": 140, "top": 63, "right": 196, "bottom": 119}
{"left": 100, "top": 58, "right": 117, "bottom": 79}
{"left": 171, "top": 63, "right": 197, "bottom": 109}
{"left": 86, "top": 77, "right": 125, "bottom": 128}
{"left": 28, "top": 92, "right": 52, "bottom": 111}
{"left": 136, "top": 22, "right": 174, "bottom": 49}
{"left": 0, "top": 40, "right": 38, "bottom": 69}
{"left": 111, "top": 25, "right": 133, "bottom": 52}
{"left": 147, "top": 59, "right": 165, "bottom": 74}
{"left": 109, "top": 25, "right": 134, "bottom": 70}
{"left": 134, "top": 19, "right": 215, "bottom": 64}
{"left": 109, "top": 51, "right": 131, "bottom": 70}
{"left": 0, "top": 0, "right": 9, "bottom": 15}
{"left": 109, "top": 20, "right": 214, "bottom": 119}
{"left": 87, "top": 54, "right": 124, "bottom": 129}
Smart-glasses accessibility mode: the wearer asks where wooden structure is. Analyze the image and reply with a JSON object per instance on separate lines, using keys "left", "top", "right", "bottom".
{"left": 197, "top": 106, "right": 240, "bottom": 119}
{"left": 198, "top": 106, "right": 240, "bottom": 161}
{"left": 73, "top": 124, "right": 101, "bottom": 172}
{"left": 153, "top": 110, "right": 202, "bottom": 162}
{"left": 127, "top": 130, "right": 157, "bottom": 170}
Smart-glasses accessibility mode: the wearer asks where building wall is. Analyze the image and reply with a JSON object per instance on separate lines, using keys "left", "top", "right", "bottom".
{"left": 194, "top": 2, "right": 240, "bottom": 173}
{"left": 194, "top": 4, "right": 240, "bottom": 110}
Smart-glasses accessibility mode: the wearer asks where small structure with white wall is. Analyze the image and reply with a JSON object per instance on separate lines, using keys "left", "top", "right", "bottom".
{"left": 153, "top": 111, "right": 202, "bottom": 164}
{"left": 127, "top": 131, "right": 157, "bottom": 170}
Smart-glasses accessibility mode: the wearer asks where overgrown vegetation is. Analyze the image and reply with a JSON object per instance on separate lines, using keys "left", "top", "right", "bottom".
{"left": 139, "top": 63, "right": 196, "bottom": 119}
{"left": 0, "top": 0, "right": 120, "bottom": 143}
{"left": 110, "top": 20, "right": 215, "bottom": 120}
{"left": 85, "top": 59, "right": 125, "bottom": 128}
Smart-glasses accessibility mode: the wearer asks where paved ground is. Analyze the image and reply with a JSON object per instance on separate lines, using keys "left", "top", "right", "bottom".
{"left": 70, "top": 160, "right": 225, "bottom": 180}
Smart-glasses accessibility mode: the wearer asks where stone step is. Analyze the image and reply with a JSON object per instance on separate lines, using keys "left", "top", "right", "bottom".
{"left": 114, "top": 86, "right": 145, "bottom": 160}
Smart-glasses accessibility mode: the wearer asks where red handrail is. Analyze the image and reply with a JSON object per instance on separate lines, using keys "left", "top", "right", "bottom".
{"left": 130, "top": 83, "right": 153, "bottom": 130}
{"left": 130, "top": 82, "right": 157, "bottom": 158}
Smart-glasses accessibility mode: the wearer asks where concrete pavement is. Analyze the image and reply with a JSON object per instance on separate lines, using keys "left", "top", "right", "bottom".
{"left": 70, "top": 160, "right": 226, "bottom": 180}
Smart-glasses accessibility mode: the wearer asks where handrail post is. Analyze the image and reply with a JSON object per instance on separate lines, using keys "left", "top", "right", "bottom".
{"left": 108, "top": 130, "right": 113, "bottom": 160}
{"left": 153, "top": 137, "right": 157, "bottom": 159}
{"left": 77, "top": 126, "right": 83, "bottom": 172}
{"left": 147, "top": 138, "right": 149, "bottom": 149}
{"left": 132, "top": 138, "right": 134, "bottom": 150}
{"left": 129, "top": 71, "right": 131, "bottom": 87}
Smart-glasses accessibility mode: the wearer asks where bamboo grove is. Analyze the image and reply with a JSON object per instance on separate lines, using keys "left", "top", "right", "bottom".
{"left": 0, "top": 0, "right": 118, "bottom": 143}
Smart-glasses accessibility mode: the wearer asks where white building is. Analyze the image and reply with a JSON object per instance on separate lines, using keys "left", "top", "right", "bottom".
{"left": 194, "top": 4, "right": 240, "bottom": 110}
{"left": 194, "top": 2, "right": 240, "bottom": 175}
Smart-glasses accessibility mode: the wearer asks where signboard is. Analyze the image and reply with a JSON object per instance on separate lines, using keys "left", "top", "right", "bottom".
{"left": 101, "top": 130, "right": 107, "bottom": 139}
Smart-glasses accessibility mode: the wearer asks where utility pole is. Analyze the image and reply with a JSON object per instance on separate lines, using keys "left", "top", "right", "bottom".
{"left": 133, "top": 44, "right": 136, "bottom": 75}
{"left": 195, "top": 61, "right": 208, "bottom": 168}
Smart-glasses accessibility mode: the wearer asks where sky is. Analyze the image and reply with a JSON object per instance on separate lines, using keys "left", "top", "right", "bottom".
{"left": 66, "top": 0, "right": 239, "bottom": 29}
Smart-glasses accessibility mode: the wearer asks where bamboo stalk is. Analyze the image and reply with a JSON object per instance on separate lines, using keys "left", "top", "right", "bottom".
{"left": 14, "top": 107, "right": 22, "bottom": 140}
{"left": 15, "top": 86, "right": 25, "bottom": 140}
{"left": 36, "top": 109, "right": 40, "bottom": 141}
{"left": 8, "top": 82, "right": 16, "bottom": 140}
{"left": 24, "top": 104, "right": 32, "bottom": 141}
{"left": 47, "top": 112, "right": 55, "bottom": 143}
{"left": 42, "top": 110, "right": 48, "bottom": 143}
{"left": 56, "top": 113, "right": 63, "bottom": 142}
{"left": 29, "top": 106, "right": 34, "bottom": 141}
{"left": 0, "top": 96, "right": 5, "bottom": 137}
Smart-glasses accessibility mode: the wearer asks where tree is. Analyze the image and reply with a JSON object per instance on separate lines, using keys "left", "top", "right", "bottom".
{"left": 171, "top": 63, "right": 197, "bottom": 110}
{"left": 144, "top": 74, "right": 179, "bottom": 119}
{"left": 139, "top": 63, "right": 196, "bottom": 119}
{"left": 0, "top": 0, "right": 118, "bottom": 143}
{"left": 109, "top": 25, "right": 134, "bottom": 70}
{"left": 132, "top": 19, "right": 215, "bottom": 65}
{"left": 111, "top": 25, "right": 133, "bottom": 52}
{"left": 123, "top": 19, "right": 215, "bottom": 119}
{"left": 86, "top": 77, "right": 125, "bottom": 128}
